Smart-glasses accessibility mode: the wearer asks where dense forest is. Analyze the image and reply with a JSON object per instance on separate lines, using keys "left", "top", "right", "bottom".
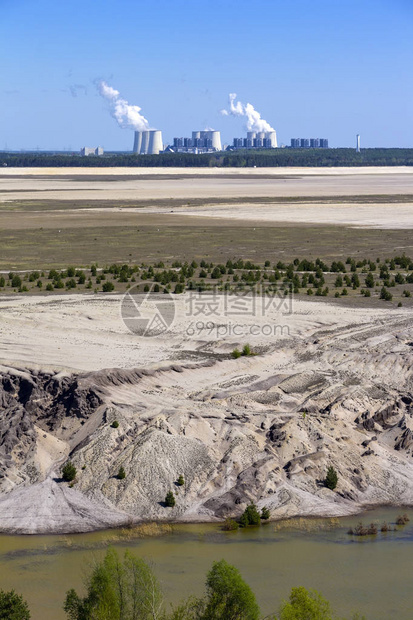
{"left": 1, "top": 148, "right": 413, "bottom": 168}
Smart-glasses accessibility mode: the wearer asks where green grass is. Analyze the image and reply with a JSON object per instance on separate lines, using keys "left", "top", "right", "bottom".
{"left": 1, "top": 222, "right": 413, "bottom": 270}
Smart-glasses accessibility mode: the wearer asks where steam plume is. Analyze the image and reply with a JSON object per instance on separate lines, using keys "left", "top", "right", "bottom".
{"left": 97, "top": 81, "right": 151, "bottom": 131}
{"left": 221, "top": 93, "right": 274, "bottom": 132}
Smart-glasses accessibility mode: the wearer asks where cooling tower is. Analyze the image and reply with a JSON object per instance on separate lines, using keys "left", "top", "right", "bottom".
{"left": 140, "top": 131, "right": 149, "bottom": 154}
{"left": 133, "top": 130, "right": 163, "bottom": 154}
{"left": 247, "top": 131, "right": 257, "bottom": 141}
{"left": 265, "top": 131, "right": 278, "bottom": 148}
{"left": 210, "top": 130, "right": 222, "bottom": 151}
{"left": 133, "top": 131, "right": 142, "bottom": 153}
{"left": 192, "top": 131, "right": 201, "bottom": 142}
{"left": 148, "top": 130, "right": 163, "bottom": 155}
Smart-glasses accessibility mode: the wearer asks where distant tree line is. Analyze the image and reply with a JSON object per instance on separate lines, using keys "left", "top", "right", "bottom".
{"left": 1, "top": 148, "right": 413, "bottom": 168}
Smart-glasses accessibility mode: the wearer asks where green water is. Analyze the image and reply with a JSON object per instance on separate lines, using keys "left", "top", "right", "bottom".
{"left": 0, "top": 508, "right": 412, "bottom": 620}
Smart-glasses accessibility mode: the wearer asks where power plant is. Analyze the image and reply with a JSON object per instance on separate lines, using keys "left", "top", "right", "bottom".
{"left": 171, "top": 130, "right": 222, "bottom": 153}
{"left": 290, "top": 138, "right": 329, "bottom": 149}
{"left": 97, "top": 81, "right": 331, "bottom": 155}
{"left": 80, "top": 146, "right": 104, "bottom": 156}
{"left": 356, "top": 134, "right": 361, "bottom": 153}
{"left": 133, "top": 130, "right": 163, "bottom": 155}
{"left": 232, "top": 130, "right": 277, "bottom": 149}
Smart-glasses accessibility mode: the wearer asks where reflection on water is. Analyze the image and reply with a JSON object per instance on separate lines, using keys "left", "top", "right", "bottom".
{"left": 0, "top": 507, "right": 412, "bottom": 620}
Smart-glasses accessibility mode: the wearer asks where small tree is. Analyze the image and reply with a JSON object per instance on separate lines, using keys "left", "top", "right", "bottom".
{"left": 102, "top": 281, "right": 115, "bottom": 292}
{"left": 117, "top": 466, "right": 126, "bottom": 480}
{"left": 165, "top": 491, "right": 176, "bottom": 507}
{"left": 62, "top": 461, "right": 77, "bottom": 482}
{"left": 64, "top": 549, "right": 163, "bottom": 620}
{"left": 261, "top": 506, "right": 271, "bottom": 520}
{"left": 239, "top": 503, "right": 261, "bottom": 527}
{"left": 324, "top": 466, "right": 338, "bottom": 490}
{"left": 278, "top": 586, "right": 332, "bottom": 620}
{"left": 177, "top": 475, "right": 185, "bottom": 486}
{"left": 200, "top": 559, "right": 260, "bottom": 620}
{"left": 242, "top": 344, "right": 252, "bottom": 356}
{"left": 365, "top": 272, "right": 375, "bottom": 288}
{"left": 0, "top": 590, "right": 31, "bottom": 620}
{"left": 111, "top": 420, "right": 119, "bottom": 428}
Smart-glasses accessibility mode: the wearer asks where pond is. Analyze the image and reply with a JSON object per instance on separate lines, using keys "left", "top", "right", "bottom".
{"left": 0, "top": 507, "right": 411, "bottom": 619}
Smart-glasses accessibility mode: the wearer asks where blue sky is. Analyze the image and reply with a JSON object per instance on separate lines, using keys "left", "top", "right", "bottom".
{"left": 1, "top": 0, "right": 412, "bottom": 150}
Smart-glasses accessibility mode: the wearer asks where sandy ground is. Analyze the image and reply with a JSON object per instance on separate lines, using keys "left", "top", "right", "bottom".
{"left": 0, "top": 293, "right": 400, "bottom": 372}
{"left": 1, "top": 167, "right": 413, "bottom": 202}
{"left": 2, "top": 166, "right": 413, "bottom": 176}
{"left": 1, "top": 167, "right": 413, "bottom": 532}
{"left": 137, "top": 201, "right": 413, "bottom": 229}
{"left": 2, "top": 291, "right": 413, "bottom": 532}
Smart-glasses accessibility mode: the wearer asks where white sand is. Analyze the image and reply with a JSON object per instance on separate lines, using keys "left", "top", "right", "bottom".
{"left": 0, "top": 293, "right": 403, "bottom": 372}
{"left": 1, "top": 166, "right": 413, "bottom": 202}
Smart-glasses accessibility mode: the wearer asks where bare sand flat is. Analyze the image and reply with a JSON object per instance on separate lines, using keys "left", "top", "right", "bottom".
{"left": 160, "top": 201, "right": 413, "bottom": 229}
{"left": 1, "top": 166, "right": 413, "bottom": 177}
{"left": 1, "top": 166, "right": 413, "bottom": 202}
{"left": 0, "top": 293, "right": 403, "bottom": 372}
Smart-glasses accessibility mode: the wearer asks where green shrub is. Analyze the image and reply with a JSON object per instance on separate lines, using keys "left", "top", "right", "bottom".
{"left": 222, "top": 518, "right": 239, "bottom": 531}
{"left": 239, "top": 503, "right": 261, "bottom": 527}
{"left": 231, "top": 348, "right": 241, "bottom": 359}
{"left": 111, "top": 420, "right": 119, "bottom": 428}
{"left": 380, "top": 286, "right": 392, "bottom": 301}
{"left": 177, "top": 475, "right": 185, "bottom": 486}
{"left": 165, "top": 491, "right": 176, "bottom": 507}
{"left": 102, "top": 281, "right": 115, "bottom": 292}
{"left": 62, "top": 461, "right": 77, "bottom": 482}
{"left": 242, "top": 343, "right": 252, "bottom": 356}
{"left": 324, "top": 466, "right": 338, "bottom": 490}
{"left": 261, "top": 506, "right": 271, "bottom": 520}
{"left": 117, "top": 466, "right": 126, "bottom": 480}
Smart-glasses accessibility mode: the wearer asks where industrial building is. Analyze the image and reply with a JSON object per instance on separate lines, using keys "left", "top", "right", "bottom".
{"left": 171, "top": 130, "right": 222, "bottom": 153}
{"left": 232, "top": 130, "right": 277, "bottom": 149}
{"left": 80, "top": 146, "right": 104, "bottom": 156}
{"left": 133, "top": 130, "right": 163, "bottom": 155}
{"left": 290, "top": 138, "right": 329, "bottom": 148}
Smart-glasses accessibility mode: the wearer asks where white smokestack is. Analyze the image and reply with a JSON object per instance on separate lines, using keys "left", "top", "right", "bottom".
{"left": 97, "top": 81, "right": 151, "bottom": 131}
{"left": 222, "top": 93, "right": 275, "bottom": 133}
